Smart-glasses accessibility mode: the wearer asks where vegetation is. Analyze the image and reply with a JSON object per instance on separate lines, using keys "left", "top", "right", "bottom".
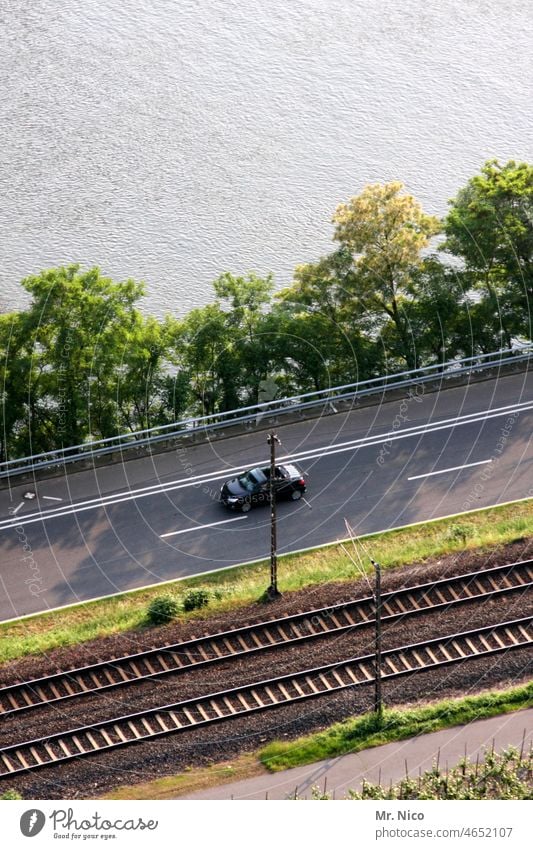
{"left": 0, "top": 497, "right": 531, "bottom": 665}
{"left": 0, "top": 159, "right": 531, "bottom": 459}
{"left": 182, "top": 588, "right": 211, "bottom": 612}
{"left": 102, "top": 683, "right": 532, "bottom": 799}
{"left": 0, "top": 789, "right": 22, "bottom": 800}
{"left": 260, "top": 682, "right": 533, "bottom": 771}
{"left": 305, "top": 746, "right": 532, "bottom": 800}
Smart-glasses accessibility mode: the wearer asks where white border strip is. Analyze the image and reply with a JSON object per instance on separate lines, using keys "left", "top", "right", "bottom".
{"left": 160, "top": 516, "right": 247, "bottom": 538}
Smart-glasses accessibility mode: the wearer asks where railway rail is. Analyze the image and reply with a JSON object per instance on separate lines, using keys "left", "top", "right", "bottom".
{"left": 0, "top": 616, "right": 531, "bottom": 778}
{"left": 1, "top": 560, "right": 531, "bottom": 718}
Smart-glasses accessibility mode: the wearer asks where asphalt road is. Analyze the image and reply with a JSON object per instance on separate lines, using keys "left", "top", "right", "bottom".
{"left": 0, "top": 370, "right": 531, "bottom": 621}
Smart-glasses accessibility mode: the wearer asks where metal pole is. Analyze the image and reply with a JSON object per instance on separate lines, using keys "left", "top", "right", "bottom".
{"left": 267, "top": 432, "right": 281, "bottom": 599}
{"left": 371, "top": 558, "right": 383, "bottom": 720}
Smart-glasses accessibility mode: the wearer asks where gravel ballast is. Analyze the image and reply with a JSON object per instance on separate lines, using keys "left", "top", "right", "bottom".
{"left": 0, "top": 538, "right": 531, "bottom": 799}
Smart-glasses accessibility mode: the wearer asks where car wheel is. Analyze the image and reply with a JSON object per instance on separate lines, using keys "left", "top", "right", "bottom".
{"left": 291, "top": 489, "right": 303, "bottom": 501}
{"left": 241, "top": 501, "right": 252, "bottom": 512}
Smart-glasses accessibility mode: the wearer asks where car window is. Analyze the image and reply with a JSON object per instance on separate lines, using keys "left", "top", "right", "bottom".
{"left": 249, "top": 469, "right": 267, "bottom": 485}
{"left": 237, "top": 473, "right": 255, "bottom": 491}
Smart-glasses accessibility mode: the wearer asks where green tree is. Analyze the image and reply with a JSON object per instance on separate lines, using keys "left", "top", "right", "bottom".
{"left": 444, "top": 160, "right": 533, "bottom": 343}
{"left": 14, "top": 265, "right": 147, "bottom": 452}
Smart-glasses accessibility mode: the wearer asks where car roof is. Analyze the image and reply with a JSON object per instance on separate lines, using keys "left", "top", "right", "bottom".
{"left": 280, "top": 463, "right": 302, "bottom": 478}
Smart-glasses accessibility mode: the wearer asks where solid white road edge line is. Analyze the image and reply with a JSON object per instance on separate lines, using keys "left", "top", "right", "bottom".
{"left": 0, "top": 399, "right": 531, "bottom": 532}
{"left": 160, "top": 516, "right": 248, "bottom": 538}
{"left": 407, "top": 459, "right": 493, "bottom": 481}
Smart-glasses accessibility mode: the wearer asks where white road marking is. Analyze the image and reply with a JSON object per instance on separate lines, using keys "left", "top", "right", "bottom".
{"left": 160, "top": 516, "right": 248, "bottom": 538}
{"left": 0, "top": 399, "right": 530, "bottom": 533}
{"left": 41, "top": 496, "right": 63, "bottom": 502}
{"left": 10, "top": 502, "right": 24, "bottom": 515}
{"left": 408, "top": 459, "right": 493, "bottom": 481}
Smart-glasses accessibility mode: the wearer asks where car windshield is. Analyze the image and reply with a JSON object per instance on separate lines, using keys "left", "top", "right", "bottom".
{"left": 237, "top": 468, "right": 267, "bottom": 491}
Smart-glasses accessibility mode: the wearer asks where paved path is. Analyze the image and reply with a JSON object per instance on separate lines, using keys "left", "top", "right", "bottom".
{"left": 184, "top": 708, "right": 533, "bottom": 799}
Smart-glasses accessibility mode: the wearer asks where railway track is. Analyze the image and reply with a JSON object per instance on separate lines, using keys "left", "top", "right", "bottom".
{"left": 0, "top": 615, "right": 531, "bottom": 778}
{"left": 1, "top": 560, "right": 531, "bottom": 718}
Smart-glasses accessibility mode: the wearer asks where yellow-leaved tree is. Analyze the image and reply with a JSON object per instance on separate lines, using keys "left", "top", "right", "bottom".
{"left": 332, "top": 181, "right": 440, "bottom": 369}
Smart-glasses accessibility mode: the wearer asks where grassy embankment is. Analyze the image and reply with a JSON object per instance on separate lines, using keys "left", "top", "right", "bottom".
{"left": 104, "top": 682, "right": 533, "bottom": 798}
{"left": 0, "top": 498, "right": 531, "bottom": 665}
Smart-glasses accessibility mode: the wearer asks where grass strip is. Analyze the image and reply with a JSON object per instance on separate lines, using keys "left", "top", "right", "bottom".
{"left": 259, "top": 682, "right": 533, "bottom": 772}
{"left": 102, "top": 753, "right": 264, "bottom": 801}
{"left": 1, "top": 498, "right": 531, "bottom": 665}
{"left": 99, "top": 682, "right": 532, "bottom": 799}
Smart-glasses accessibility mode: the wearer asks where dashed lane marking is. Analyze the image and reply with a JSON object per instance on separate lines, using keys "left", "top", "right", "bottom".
{"left": 160, "top": 516, "right": 248, "bottom": 538}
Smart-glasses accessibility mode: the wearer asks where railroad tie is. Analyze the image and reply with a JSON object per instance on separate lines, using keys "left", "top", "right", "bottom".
{"left": 249, "top": 689, "right": 265, "bottom": 707}
{"left": 43, "top": 742, "right": 58, "bottom": 761}
{"left": 127, "top": 721, "right": 142, "bottom": 739}
{"left": 6, "top": 692, "right": 20, "bottom": 711}
{"left": 490, "top": 630, "right": 506, "bottom": 648}
{"left": 276, "top": 682, "right": 292, "bottom": 701}
{"left": 424, "top": 646, "right": 440, "bottom": 665}
{"left": 20, "top": 688, "right": 34, "bottom": 706}
{"left": 451, "top": 640, "right": 467, "bottom": 657}
{"left": 142, "top": 658, "right": 158, "bottom": 676}
{"left": 209, "top": 699, "right": 225, "bottom": 716}
{"left": 504, "top": 628, "right": 519, "bottom": 645}
{"left": 342, "top": 608, "right": 358, "bottom": 624}
{"left": 113, "top": 724, "right": 127, "bottom": 743}
{"left": 86, "top": 732, "right": 100, "bottom": 750}
{"left": 264, "top": 686, "right": 280, "bottom": 703}
{"left": 72, "top": 736, "right": 86, "bottom": 754}
{"left": 437, "top": 643, "right": 454, "bottom": 661}
{"left": 234, "top": 634, "right": 250, "bottom": 652}
{"left": 1, "top": 754, "right": 15, "bottom": 773}
{"left": 15, "top": 749, "right": 31, "bottom": 770}
{"left": 57, "top": 739, "right": 72, "bottom": 757}
{"left": 182, "top": 707, "right": 199, "bottom": 725}
{"left": 236, "top": 692, "right": 251, "bottom": 711}
{"left": 102, "top": 667, "right": 118, "bottom": 686}
{"left": 99, "top": 728, "right": 114, "bottom": 747}
{"left": 46, "top": 682, "right": 62, "bottom": 700}
{"left": 327, "top": 612, "right": 344, "bottom": 629}
{"left": 154, "top": 714, "right": 169, "bottom": 732}
{"left": 156, "top": 653, "right": 170, "bottom": 671}
{"left": 433, "top": 589, "right": 448, "bottom": 605}
{"left": 331, "top": 668, "right": 347, "bottom": 687}
{"left": 221, "top": 697, "right": 237, "bottom": 715}
{"left": 290, "top": 679, "right": 305, "bottom": 697}
{"left": 140, "top": 718, "right": 155, "bottom": 735}
{"left": 29, "top": 746, "right": 44, "bottom": 765}
{"left": 195, "top": 703, "right": 211, "bottom": 722}
{"left": 343, "top": 665, "right": 359, "bottom": 683}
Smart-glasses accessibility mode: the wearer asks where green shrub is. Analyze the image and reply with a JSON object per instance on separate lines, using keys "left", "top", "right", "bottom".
{"left": 445, "top": 523, "right": 474, "bottom": 544}
{"left": 146, "top": 595, "right": 180, "bottom": 626}
{"left": 183, "top": 589, "right": 210, "bottom": 612}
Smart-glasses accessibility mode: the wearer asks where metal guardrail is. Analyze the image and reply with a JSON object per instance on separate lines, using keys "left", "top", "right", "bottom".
{"left": 1, "top": 346, "right": 531, "bottom": 480}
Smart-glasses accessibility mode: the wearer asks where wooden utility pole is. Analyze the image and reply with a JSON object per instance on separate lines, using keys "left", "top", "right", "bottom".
{"left": 371, "top": 558, "right": 383, "bottom": 720}
{"left": 266, "top": 432, "right": 281, "bottom": 599}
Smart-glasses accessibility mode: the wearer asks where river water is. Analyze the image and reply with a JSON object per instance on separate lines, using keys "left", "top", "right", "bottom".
{"left": 1, "top": 0, "right": 531, "bottom": 316}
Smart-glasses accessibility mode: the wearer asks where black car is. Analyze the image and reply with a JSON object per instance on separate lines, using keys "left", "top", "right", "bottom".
{"left": 220, "top": 463, "right": 306, "bottom": 512}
